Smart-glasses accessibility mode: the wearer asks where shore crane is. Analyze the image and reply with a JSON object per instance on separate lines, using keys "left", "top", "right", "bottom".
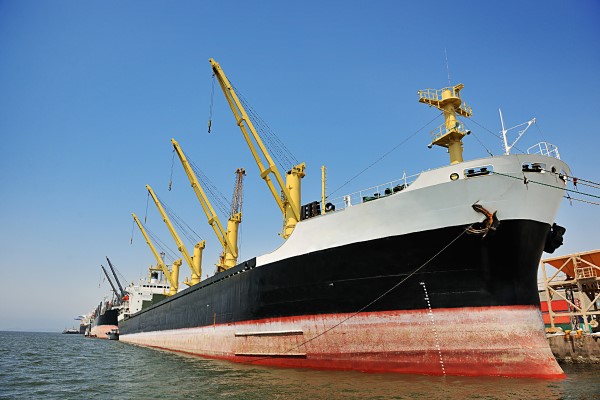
{"left": 146, "top": 184, "right": 205, "bottom": 285}
{"left": 209, "top": 58, "right": 305, "bottom": 239}
{"left": 132, "top": 212, "right": 180, "bottom": 295}
{"left": 100, "top": 265, "right": 122, "bottom": 303}
{"left": 106, "top": 257, "right": 126, "bottom": 300}
{"left": 171, "top": 138, "right": 243, "bottom": 272}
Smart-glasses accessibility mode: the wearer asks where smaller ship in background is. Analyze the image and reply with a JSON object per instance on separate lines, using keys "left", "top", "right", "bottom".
{"left": 78, "top": 313, "right": 91, "bottom": 334}
{"left": 89, "top": 297, "right": 119, "bottom": 339}
{"left": 86, "top": 258, "right": 125, "bottom": 338}
{"left": 81, "top": 257, "right": 171, "bottom": 338}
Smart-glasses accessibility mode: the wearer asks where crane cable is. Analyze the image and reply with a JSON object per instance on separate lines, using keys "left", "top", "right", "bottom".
{"left": 144, "top": 191, "right": 150, "bottom": 223}
{"left": 143, "top": 223, "right": 179, "bottom": 263}
{"left": 130, "top": 219, "right": 136, "bottom": 245}
{"left": 168, "top": 149, "right": 176, "bottom": 191}
{"left": 234, "top": 84, "right": 299, "bottom": 172}
{"left": 156, "top": 192, "right": 204, "bottom": 244}
{"left": 206, "top": 75, "right": 298, "bottom": 172}
{"left": 188, "top": 159, "right": 231, "bottom": 218}
{"left": 208, "top": 74, "right": 215, "bottom": 133}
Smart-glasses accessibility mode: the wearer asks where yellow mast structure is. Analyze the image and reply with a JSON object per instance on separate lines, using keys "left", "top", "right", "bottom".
{"left": 132, "top": 212, "right": 181, "bottom": 295}
{"left": 418, "top": 83, "right": 473, "bottom": 165}
{"left": 209, "top": 58, "right": 305, "bottom": 239}
{"left": 171, "top": 138, "right": 240, "bottom": 272}
{"left": 146, "top": 184, "right": 205, "bottom": 286}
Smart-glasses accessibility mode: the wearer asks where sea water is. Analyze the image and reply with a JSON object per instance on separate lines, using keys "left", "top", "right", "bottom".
{"left": 0, "top": 331, "right": 598, "bottom": 399}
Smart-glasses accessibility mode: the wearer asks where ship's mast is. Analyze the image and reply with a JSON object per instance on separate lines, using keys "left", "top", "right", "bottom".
{"left": 418, "top": 84, "right": 473, "bottom": 165}
{"left": 146, "top": 184, "right": 205, "bottom": 285}
{"left": 499, "top": 109, "right": 536, "bottom": 155}
{"left": 209, "top": 58, "right": 305, "bottom": 239}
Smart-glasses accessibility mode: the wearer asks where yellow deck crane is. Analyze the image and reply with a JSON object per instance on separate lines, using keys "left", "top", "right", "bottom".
{"left": 209, "top": 58, "right": 305, "bottom": 239}
{"left": 132, "top": 212, "right": 181, "bottom": 295}
{"left": 172, "top": 138, "right": 243, "bottom": 272}
{"left": 146, "top": 184, "right": 205, "bottom": 286}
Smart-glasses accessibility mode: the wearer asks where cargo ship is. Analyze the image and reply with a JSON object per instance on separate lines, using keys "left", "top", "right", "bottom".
{"left": 89, "top": 298, "right": 119, "bottom": 339}
{"left": 87, "top": 261, "right": 125, "bottom": 338}
{"left": 119, "top": 59, "right": 569, "bottom": 378}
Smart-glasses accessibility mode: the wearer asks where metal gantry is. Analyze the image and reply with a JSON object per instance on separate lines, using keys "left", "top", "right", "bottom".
{"left": 540, "top": 249, "right": 600, "bottom": 332}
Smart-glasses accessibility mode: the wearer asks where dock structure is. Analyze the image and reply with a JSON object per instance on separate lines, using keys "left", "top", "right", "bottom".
{"left": 540, "top": 249, "right": 600, "bottom": 363}
{"left": 540, "top": 249, "right": 600, "bottom": 332}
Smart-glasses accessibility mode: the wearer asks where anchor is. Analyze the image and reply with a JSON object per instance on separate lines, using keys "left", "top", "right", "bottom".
{"left": 466, "top": 203, "right": 500, "bottom": 237}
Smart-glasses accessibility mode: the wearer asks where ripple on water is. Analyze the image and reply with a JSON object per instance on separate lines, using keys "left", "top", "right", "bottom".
{"left": 0, "top": 332, "right": 599, "bottom": 400}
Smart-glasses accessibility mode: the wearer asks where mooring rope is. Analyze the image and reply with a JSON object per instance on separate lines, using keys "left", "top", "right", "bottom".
{"left": 492, "top": 171, "right": 600, "bottom": 201}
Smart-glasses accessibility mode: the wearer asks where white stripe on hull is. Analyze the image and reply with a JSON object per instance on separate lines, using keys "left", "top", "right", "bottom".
{"left": 258, "top": 154, "right": 569, "bottom": 266}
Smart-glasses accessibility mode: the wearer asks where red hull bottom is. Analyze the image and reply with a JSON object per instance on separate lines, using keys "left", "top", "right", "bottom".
{"left": 120, "top": 305, "right": 564, "bottom": 378}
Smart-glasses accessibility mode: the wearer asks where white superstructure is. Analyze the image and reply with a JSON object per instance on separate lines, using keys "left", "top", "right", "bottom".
{"left": 258, "top": 151, "right": 569, "bottom": 266}
{"left": 118, "top": 272, "right": 170, "bottom": 321}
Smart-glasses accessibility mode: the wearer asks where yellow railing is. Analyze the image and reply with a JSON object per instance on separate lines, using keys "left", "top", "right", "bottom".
{"left": 418, "top": 87, "right": 472, "bottom": 115}
{"left": 418, "top": 86, "right": 459, "bottom": 101}
{"left": 429, "top": 121, "right": 466, "bottom": 142}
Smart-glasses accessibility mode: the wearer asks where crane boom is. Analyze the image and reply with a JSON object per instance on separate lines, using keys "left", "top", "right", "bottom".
{"left": 171, "top": 138, "right": 240, "bottom": 271}
{"left": 106, "top": 257, "right": 126, "bottom": 298}
{"left": 101, "top": 265, "right": 121, "bottom": 303}
{"left": 209, "top": 58, "right": 305, "bottom": 239}
{"left": 146, "top": 185, "right": 204, "bottom": 285}
{"left": 132, "top": 212, "right": 180, "bottom": 295}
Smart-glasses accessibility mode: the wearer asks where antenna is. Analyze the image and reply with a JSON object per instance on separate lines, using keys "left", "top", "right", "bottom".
{"left": 499, "top": 109, "right": 536, "bottom": 155}
{"left": 444, "top": 48, "right": 451, "bottom": 86}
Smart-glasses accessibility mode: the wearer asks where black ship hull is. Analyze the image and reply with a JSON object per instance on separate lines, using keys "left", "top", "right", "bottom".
{"left": 91, "top": 309, "right": 118, "bottom": 339}
{"left": 121, "top": 220, "right": 548, "bottom": 333}
{"left": 119, "top": 219, "right": 562, "bottom": 377}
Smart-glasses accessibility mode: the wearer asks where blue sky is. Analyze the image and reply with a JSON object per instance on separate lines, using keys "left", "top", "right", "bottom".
{"left": 1, "top": 1, "right": 599, "bottom": 331}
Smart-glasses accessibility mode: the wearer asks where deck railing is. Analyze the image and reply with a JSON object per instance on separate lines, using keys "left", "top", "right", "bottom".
{"left": 326, "top": 172, "right": 420, "bottom": 212}
{"left": 527, "top": 142, "right": 560, "bottom": 159}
